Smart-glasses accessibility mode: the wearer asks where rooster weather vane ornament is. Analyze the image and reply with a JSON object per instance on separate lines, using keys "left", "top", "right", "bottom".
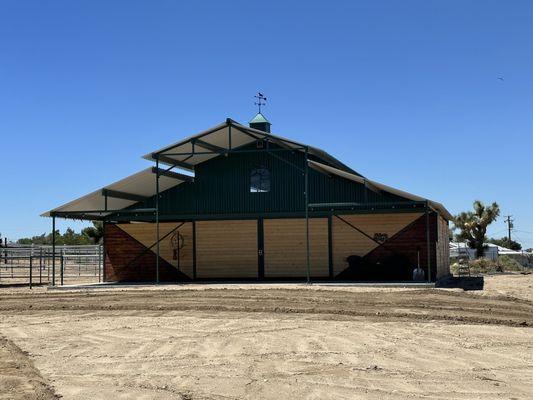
{"left": 254, "top": 92, "right": 267, "bottom": 113}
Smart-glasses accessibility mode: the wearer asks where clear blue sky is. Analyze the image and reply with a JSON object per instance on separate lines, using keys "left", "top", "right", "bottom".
{"left": 1, "top": 1, "right": 532, "bottom": 247}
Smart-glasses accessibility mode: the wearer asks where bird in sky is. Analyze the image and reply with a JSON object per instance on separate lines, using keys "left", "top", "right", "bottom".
{"left": 498, "top": 77, "right": 505, "bottom": 81}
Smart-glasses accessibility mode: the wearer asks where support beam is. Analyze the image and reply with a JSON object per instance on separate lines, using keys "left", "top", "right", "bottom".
{"left": 232, "top": 125, "right": 295, "bottom": 151}
{"left": 230, "top": 125, "right": 261, "bottom": 141}
{"left": 327, "top": 215, "right": 333, "bottom": 279}
{"left": 363, "top": 179, "right": 381, "bottom": 194}
{"left": 304, "top": 147, "right": 310, "bottom": 284}
{"left": 334, "top": 214, "right": 382, "bottom": 246}
{"left": 52, "top": 215, "right": 56, "bottom": 286}
{"left": 266, "top": 150, "right": 305, "bottom": 173}
{"left": 151, "top": 167, "right": 193, "bottom": 182}
{"left": 194, "top": 138, "right": 226, "bottom": 153}
{"left": 154, "top": 154, "right": 194, "bottom": 171}
{"left": 426, "top": 201, "right": 432, "bottom": 283}
{"left": 102, "top": 222, "right": 106, "bottom": 282}
{"left": 156, "top": 159, "right": 160, "bottom": 284}
{"left": 52, "top": 208, "right": 156, "bottom": 215}
{"left": 309, "top": 162, "right": 331, "bottom": 176}
{"left": 151, "top": 122, "right": 230, "bottom": 158}
{"left": 265, "top": 136, "right": 294, "bottom": 151}
{"left": 192, "top": 221, "right": 197, "bottom": 280}
{"left": 101, "top": 189, "right": 149, "bottom": 203}
{"left": 308, "top": 202, "right": 363, "bottom": 208}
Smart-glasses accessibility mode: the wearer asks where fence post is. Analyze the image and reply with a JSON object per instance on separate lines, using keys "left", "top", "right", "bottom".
{"left": 39, "top": 248, "right": 43, "bottom": 284}
{"left": 98, "top": 245, "right": 102, "bottom": 283}
{"left": 29, "top": 252, "right": 33, "bottom": 290}
{"left": 47, "top": 248, "right": 50, "bottom": 282}
{"left": 60, "top": 251, "right": 64, "bottom": 286}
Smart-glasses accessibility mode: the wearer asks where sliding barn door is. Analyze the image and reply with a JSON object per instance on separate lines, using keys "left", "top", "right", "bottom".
{"left": 263, "top": 218, "right": 329, "bottom": 278}
{"left": 196, "top": 220, "right": 258, "bottom": 279}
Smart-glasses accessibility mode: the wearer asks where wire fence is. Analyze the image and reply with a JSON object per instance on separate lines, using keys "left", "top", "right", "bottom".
{"left": 0, "top": 245, "right": 103, "bottom": 288}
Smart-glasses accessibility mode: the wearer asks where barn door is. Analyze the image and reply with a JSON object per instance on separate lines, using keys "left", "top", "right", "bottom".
{"left": 262, "top": 218, "right": 329, "bottom": 278}
{"left": 195, "top": 220, "right": 258, "bottom": 279}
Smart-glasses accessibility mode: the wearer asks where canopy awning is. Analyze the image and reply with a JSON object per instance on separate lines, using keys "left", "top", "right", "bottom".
{"left": 143, "top": 119, "right": 358, "bottom": 175}
{"left": 42, "top": 167, "right": 192, "bottom": 219}
{"left": 308, "top": 160, "right": 453, "bottom": 220}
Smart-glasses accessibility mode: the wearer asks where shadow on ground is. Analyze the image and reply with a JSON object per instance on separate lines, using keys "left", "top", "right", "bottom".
{"left": 436, "top": 276, "right": 484, "bottom": 291}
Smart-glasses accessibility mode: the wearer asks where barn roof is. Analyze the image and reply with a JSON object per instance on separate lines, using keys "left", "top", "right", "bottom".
{"left": 42, "top": 118, "right": 452, "bottom": 221}
{"left": 308, "top": 160, "right": 453, "bottom": 220}
{"left": 143, "top": 118, "right": 359, "bottom": 176}
{"left": 41, "top": 168, "right": 191, "bottom": 219}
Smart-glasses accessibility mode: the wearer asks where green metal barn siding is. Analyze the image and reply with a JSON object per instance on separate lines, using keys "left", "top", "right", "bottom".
{"left": 134, "top": 144, "right": 407, "bottom": 217}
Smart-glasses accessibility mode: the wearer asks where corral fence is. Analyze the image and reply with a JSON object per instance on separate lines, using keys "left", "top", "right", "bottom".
{"left": 0, "top": 245, "right": 103, "bottom": 288}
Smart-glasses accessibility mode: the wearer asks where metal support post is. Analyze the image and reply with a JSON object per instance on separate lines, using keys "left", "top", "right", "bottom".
{"left": 39, "top": 248, "right": 42, "bottom": 284}
{"left": 425, "top": 201, "right": 431, "bottom": 283}
{"left": 98, "top": 244, "right": 102, "bottom": 283}
{"left": 52, "top": 215, "right": 56, "bottom": 286}
{"left": 155, "top": 158, "right": 160, "bottom": 284}
{"left": 29, "top": 252, "right": 33, "bottom": 289}
{"left": 60, "top": 250, "right": 64, "bottom": 286}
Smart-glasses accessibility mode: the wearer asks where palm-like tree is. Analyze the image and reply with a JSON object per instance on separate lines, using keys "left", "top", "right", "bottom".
{"left": 454, "top": 200, "right": 500, "bottom": 258}
{"left": 82, "top": 221, "right": 104, "bottom": 244}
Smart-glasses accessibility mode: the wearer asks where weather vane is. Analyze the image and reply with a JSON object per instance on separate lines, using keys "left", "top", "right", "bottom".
{"left": 254, "top": 92, "right": 267, "bottom": 113}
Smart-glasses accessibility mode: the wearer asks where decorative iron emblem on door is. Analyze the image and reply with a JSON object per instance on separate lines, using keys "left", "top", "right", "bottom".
{"left": 170, "top": 231, "right": 185, "bottom": 270}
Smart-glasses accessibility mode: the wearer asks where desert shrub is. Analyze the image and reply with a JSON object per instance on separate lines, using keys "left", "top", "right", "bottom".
{"left": 451, "top": 255, "right": 527, "bottom": 276}
{"left": 498, "top": 255, "right": 524, "bottom": 272}
{"left": 468, "top": 258, "right": 501, "bottom": 274}
{"left": 454, "top": 256, "right": 526, "bottom": 275}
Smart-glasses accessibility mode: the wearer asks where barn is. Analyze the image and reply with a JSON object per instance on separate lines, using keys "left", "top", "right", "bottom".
{"left": 44, "top": 112, "right": 451, "bottom": 283}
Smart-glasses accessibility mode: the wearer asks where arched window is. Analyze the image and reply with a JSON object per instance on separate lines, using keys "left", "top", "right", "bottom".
{"left": 250, "top": 167, "right": 270, "bottom": 193}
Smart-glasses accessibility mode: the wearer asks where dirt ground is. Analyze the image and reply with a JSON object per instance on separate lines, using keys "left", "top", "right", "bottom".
{"left": 0, "top": 274, "right": 532, "bottom": 399}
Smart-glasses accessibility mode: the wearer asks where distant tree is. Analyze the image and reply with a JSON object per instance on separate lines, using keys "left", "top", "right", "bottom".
{"left": 454, "top": 200, "right": 500, "bottom": 258}
{"left": 82, "top": 222, "right": 104, "bottom": 244}
{"left": 487, "top": 237, "right": 522, "bottom": 251}
{"left": 18, "top": 233, "right": 50, "bottom": 245}
{"left": 17, "top": 227, "right": 94, "bottom": 246}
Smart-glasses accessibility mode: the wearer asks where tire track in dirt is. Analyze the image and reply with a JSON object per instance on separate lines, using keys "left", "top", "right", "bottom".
{"left": 0, "top": 288, "right": 531, "bottom": 327}
{"left": 0, "top": 336, "right": 58, "bottom": 400}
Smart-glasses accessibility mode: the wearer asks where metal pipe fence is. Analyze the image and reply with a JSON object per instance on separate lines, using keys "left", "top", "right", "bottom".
{"left": 0, "top": 245, "right": 102, "bottom": 288}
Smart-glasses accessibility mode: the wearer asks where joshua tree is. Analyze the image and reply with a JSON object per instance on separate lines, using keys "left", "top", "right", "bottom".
{"left": 454, "top": 200, "right": 500, "bottom": 258}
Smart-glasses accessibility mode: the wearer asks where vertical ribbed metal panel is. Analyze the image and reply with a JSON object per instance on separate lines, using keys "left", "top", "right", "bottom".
{"left": 135, "top": 143, "right": 406, "bottom": 216}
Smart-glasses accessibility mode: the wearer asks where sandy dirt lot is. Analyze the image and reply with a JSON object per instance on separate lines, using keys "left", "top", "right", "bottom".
{"left": 0, "top": 274, "right": 532, "bottom": 399}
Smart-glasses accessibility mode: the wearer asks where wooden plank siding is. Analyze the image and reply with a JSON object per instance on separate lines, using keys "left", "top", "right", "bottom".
{"left": 104, "top": 211, "right": 443, "bottom": 282}
{"left": 196, "top": 220, "right": 258, "bottom": 278}
{"left": 436, "top": 215, "right": 450, "bottom": 279}
{"left": 117, "top": 222, "right": 194, "bottom": 279}
{"left": 104, "top": 224, "right": 190, "bottom": 282}
{"left": 263, "top": 218, "right": 329, "bottom": 278}
{"left": 332, "top": 213, "right": 423, "bottom": 276}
